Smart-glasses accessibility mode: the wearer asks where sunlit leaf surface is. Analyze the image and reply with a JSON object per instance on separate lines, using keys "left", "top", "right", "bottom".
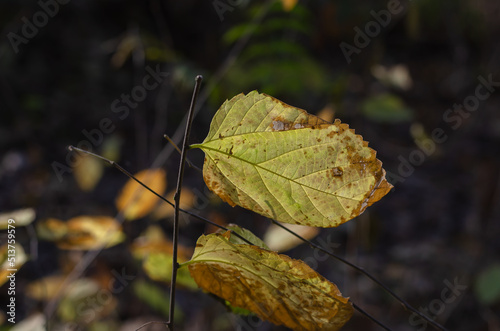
{"left": 192, "top": 91, "right": 392, "bottom": 227}
{"left": 187, "top": 231, "right": 353, "bottom": 330}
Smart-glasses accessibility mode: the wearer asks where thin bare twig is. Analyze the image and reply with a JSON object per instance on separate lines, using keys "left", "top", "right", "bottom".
{"left": 164, "top": 134, "right": 202, "bottom": 173}
{"left": 352, "top": 302, "right": 392, "bottom": 331}
{"left": 168, "top": 75, "right": 203, "bottom": 330}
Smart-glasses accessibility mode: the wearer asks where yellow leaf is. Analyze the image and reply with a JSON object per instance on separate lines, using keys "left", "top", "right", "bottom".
{"left": 191, "top": 91, "right": 392, "bottom": 227}
{"left": 187, "top": 232, "right": 353, "bottom": 330}
{"left": 73, "top": 153, "right": 104, "bottom": 191}
{"left": 263, "top": 222, "right": 319, "bottom": 252}
{"left": 115, "top": 168, "right": 167, "bottom": 221}
{"left": 131, "top": 226, "right": 196, "bottom": 289}
{"left": 51, "top": 216, "right": 124, "bottom": 250}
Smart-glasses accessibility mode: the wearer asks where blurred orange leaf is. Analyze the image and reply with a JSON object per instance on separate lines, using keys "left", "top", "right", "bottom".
{"left": 281, "top": 0, "right": 298, "bottom": 11}
{"left": 115, "top": 168, "right": 166, "bottom": 221}
{"left": 131, "top": 225, "right": 192, "bottom": 259}
{"left": 38, "top": 216, "right": 124, "bottom": 250}
{"left": 151, "top": 187, "right": 196, "bottom": 220}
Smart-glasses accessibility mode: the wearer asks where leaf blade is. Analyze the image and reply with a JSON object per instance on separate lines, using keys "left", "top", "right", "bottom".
{"left": 187, "top": 232, "right": 353, "bottom": 330}
{"left": 193, "top": 91, "right": 392, "bottom": 227}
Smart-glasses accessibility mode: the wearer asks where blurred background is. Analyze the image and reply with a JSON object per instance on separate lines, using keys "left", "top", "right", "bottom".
{"left": 1, "top": 0, "right": 500, "bottom": 330}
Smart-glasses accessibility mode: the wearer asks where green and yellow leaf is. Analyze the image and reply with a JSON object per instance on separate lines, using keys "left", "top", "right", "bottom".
{"left": 186, "top": 231, "right": 353, "bottom": 330}
{"left": 192, "top": 91, "right": 392, "bottom": 227}
{"left": 131, "top": 226, "right": 197, "bottom": 289}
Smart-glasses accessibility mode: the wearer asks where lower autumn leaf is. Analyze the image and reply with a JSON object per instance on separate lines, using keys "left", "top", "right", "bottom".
{"left": 185, "top": 232, "right": 353, "bottom": 331}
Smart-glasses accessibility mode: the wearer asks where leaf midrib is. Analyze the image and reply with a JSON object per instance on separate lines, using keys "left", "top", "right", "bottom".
{"left": 196, "top": 143, "right": 365, "bottom": 203}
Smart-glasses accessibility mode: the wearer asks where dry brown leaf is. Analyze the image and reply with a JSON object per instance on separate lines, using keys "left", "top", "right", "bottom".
{"left": 115, "top": 168, "right": 166, "bottom": 221}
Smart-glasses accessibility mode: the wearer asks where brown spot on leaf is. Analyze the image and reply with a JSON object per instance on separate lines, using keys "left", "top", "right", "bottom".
{"left": 332, "top": 167, "right": 343, "bottom": 176}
